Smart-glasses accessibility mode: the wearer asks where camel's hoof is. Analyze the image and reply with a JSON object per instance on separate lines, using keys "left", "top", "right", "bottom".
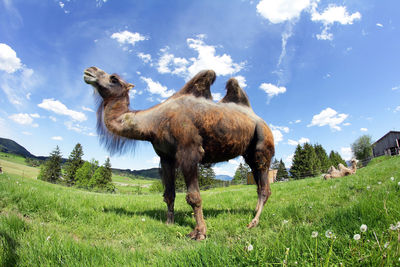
{"left": 187, "top": 230, "right": 206, "bottom": 241}
{"left": 247, "top": 219, "right": 259, "bottom": 229}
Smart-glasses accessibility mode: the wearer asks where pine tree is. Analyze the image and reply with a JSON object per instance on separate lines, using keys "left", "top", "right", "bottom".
{"left": 75, "top": 162, "right": 92, "bottom": 188}
{"left": 314, "top": 144, "right": 330, "bottom": 173}
{"left": 198, "top": 164, "right": 215, "bottom": 189}
{"left": 38, "top": 146, "right": 62, "bottom": 183}
{"left": 64, "top": 143, "right": 84, "bottom": 185}
{"left": 329, "top": 151, "right": 346, "bottom": 168}
{"left": 232, "top": 163, "right": 250, "bottom": 184}
{"left": 103, "top": 157, "right": 112, "bottom": 182}
{"left": 271, "top": 158, "right": 279, "bottom": 170}
{"left": 303, "top": 143, "right": 320, "bottom": 177}
{"left": 290, "top": 144, "right": 306, "bottom": 179}
{"left": 276, "top": 159, "right": 289, "bottom": 181}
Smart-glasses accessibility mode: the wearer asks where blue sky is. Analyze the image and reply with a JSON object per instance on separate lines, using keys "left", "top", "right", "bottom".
{"left": 0, "top": 0, "right": 399, "bottom": 176}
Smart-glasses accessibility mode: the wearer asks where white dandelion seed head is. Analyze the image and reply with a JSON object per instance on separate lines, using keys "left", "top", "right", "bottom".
{"left": 389, "top": 224, "right": 397, "bottom": 231}
{"left": 246, "top": 243, "right": 254, "bottom": 251}
{"left": 311, "top": 231, "right": 318, "bottom": 238}
{"left": 390, "top": 177, "right": 395, "bottom": 181}
{"left": 378, "top": 181, "right": 382, "bottom": 185}
{"left": 325, "top": 230, "right": 334, "bottom": 239}
{"left": 384, "top": 242, "right": 389, "bottom": 249}
{"left": 282, "top": 219, "right": 289, "bottom": 224}
{"left": 367, "top": 186, "right": 371, "bottom": 190}
{"left": 141, "top": 218, "right": 145, "bottom": 222}
{"left": 398, "top": 181, "right": 400, "bottom": 186}
{"left": 360, "top": 224, "right": 367, "bottom": 232}
{"left": 46, "top": 235, "right": 51, "bottom": 241}
{"left": 353, "top": 234, "right": 361, "bottom": 240}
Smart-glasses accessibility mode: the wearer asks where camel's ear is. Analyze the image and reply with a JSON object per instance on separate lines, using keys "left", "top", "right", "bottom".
{"left": 127, "top": 83, "right": 135, "bottom": 90}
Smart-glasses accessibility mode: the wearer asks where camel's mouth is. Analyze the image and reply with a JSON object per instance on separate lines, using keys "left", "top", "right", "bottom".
{"left": 83, "top": 69, "right": 97, "bottom": 84}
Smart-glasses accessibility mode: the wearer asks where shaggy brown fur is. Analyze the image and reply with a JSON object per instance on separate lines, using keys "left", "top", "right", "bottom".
{"left": 220, "top": 78, "right": 250, "bottom": 107}
{"left": 84, "top": 66, "right": 275, "bottom": 240}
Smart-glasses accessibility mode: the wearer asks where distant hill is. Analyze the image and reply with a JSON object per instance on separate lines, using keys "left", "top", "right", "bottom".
{"left": 216, "top": 175, "right": 232, "bottom": 181}
{"left": 112, "top": 167, "right": 161, "bottom": 179}
{"left": 0, "top": 137, "right": 36, "bottom": 158}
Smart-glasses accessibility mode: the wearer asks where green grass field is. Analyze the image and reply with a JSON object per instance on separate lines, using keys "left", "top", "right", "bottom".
{"left": 1, "top": 155, "right": 399, "bottom": 266}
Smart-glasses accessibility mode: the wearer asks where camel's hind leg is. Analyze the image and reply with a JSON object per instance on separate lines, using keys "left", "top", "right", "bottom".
{"left": 247, "top": 167, "right": 271, "bottom": 228}
{"left": 160, "top": 158, "right": 176, "bottom": 224}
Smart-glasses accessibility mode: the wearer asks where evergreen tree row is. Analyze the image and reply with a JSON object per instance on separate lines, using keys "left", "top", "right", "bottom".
{"left": 38, "top": 144, "right": 115, "bottom": 192}
{"left": 289, "top": 143, "right": 346, "bottom": 179}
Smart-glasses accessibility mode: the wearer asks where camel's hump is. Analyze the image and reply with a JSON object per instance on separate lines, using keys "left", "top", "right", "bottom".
{"left": 172, "top": 70, "right": 216, "bottom": 99}
{"left": 220, "top": 78, "right": 250, "bottom": 107}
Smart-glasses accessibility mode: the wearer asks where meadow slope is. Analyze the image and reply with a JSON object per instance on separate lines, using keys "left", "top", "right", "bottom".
{"left": 0, "top": 156, "right": 399, "bottom": 266}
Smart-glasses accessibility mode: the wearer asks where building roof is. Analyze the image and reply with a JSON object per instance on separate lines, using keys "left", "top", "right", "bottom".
{"left": 373, "top": 131, "right": 400, "bottom": 145}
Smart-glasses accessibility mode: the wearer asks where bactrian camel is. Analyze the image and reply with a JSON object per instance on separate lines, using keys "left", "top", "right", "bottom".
{"left": 324, "top": 159, "right": 357, "bottom": 179}
{"left": 83, "top": 67, "right": 274, "bottom": 240}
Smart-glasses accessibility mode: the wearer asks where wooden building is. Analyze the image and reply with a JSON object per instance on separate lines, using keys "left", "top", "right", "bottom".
{"left": 247, "top": 169, "right": 277, "bottom": 185}
{"left": 372, "top": 131, "right": 400, "bottom": 157}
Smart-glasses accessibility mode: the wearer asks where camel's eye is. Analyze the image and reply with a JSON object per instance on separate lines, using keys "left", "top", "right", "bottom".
{"left": 110, "top": 75, "right": 119, "bottom": 84}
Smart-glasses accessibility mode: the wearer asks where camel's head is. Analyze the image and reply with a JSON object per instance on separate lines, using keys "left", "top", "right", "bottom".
{"left": 84, "top": 66, "right": 134, "bottom": 99}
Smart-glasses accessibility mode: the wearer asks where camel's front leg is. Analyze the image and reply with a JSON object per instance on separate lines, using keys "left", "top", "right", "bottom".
{"left": 161, "top": 158, "right": 176, "bottom": 224}
{"left": 183, "top": 165, "right": 206, "bottom": 240}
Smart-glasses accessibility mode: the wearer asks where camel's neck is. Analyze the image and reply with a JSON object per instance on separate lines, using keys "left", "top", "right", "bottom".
{"left": 102, "top": 96, "right": 154, "bottom": 141}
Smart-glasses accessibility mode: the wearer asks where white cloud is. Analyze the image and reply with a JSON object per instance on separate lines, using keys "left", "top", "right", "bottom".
{"left": 38, "top": 99, "right": 87, "bottom": 122}
{"left": 8, "top": 113, "right": 38, "bottom": 127}
{"left": 256, "top": 0, "right": 312, "bottom": 24}
{"left": 287, "top": 137, "right": 310, "bottom": 146}
{"left": 30, "top": 113, "right": 40, "bottom": 118}
{"left": 49, "top": 116, "right": 57, "bottom": 122}
{"left": 22, "top": 131, "right": 32, "bottom": 135}
{"left": 147, "top": 156, "right": 160, "bottom": 166}
{"left": 51, "top": 136, "right": 63, "bottom": 141}
{"left": 394, "top": 106, "right": 400, "bottom": 113}
{"left": 284, "top": 153, "right": 294, "bottom": 167}
{"left": 212, "top": 92, "right": 222, "bottom": 101}
{"left": 308, "top": 107, "right": 348, "bottom": 131}
{"left": 270, "top": 124, "right": 289, "bottom": 133}
{"left": 360, "top": 128, "right": 368, "bottom": 132}
{"left": 137, "top": 52, "right": 152, "bottom": 64}
{"left": 59, "top": 2, "right": 64, "bottom": 9}
{"left": 157, "top": 37, "right": 244, "bottom": 80}
{"left": 111, "top": 30, "right": 147, "bottom": 47}
{"left": 0, "top": 43, "right": 22, "bottom": 73}
{"left": 82, "top": 106, "right": 94, "bottom": 112}
{"left": 340, "top": 147, "right": 352, "bottom": 161}
{"left": 270, "top": 124, "right": 289, "bottom": 145}
{"left": 376, "top": 23, "right": 383, "bottom": 28}
{"left": 259, "top": 83, "right": 286, "bottom": 100}
{"left": 235, "top": 75, "right": 247, "bottom": 88}
{"left": 311, "top": 5, "right": 361, "bottom": 41}
{"left": 26, "top": 92, "right": 31, "bottom": 100}
{"left": 392, "top": 85, "right": 399, "bottom": 91}
{"left": 0, "top": 46, "right": 37, "bottom": 106}
{"left": 140, "top": 77, "right": 175, "bottom": 98}
{"left": 0, "top": 118, "right": 13, "bottom": 138}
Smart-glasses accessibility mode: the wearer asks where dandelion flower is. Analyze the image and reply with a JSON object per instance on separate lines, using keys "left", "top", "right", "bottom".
{"left": 282, "top": 219, "right": 288, "bottom": 224}
{"left": 390, "top": 177, "right": 395, "bottom": 181}
{"left": 384, "top": 242, "right": 389, "bottom": 249}
{"left": 353, "top": 234, "right": 361, "bottom": 240}
{"left": 378, "top": 181, "right": 382, "bottom": 185}
{"left": 398, "top": 181, "right": 400, "bottom": 186}
{"left": 366, "top": 186, "right": 371, "bottom": 190}
{"left": 141, "top": 218, "right": 146, "bottom": 222}
{"left": 389, "top": 224, "right": 397, "bottom": 231}
{"left": 360, "top": 224, "right": 367, "bottom": 232}
{"left": 311, "top": 231, "right": 318, "bottom": 238}
{"left": 246, "top": 243, "right": 253, "bottom": 251}
{"left": 46, "top": 235, "right": 51, "bottom": 241}
{"left": 325, "top": 230, "right": 334, "bottom": 239}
